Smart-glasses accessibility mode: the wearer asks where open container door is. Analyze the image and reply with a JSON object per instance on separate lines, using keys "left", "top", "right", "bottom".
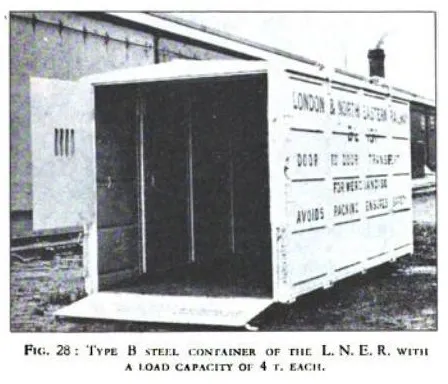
{"left": 30, "top": 77, "right": 96, "bottom": 231}
{"left": 30, "top": 77, "right": 98, "bottom": 293}
{"left": 52, "top": 60, "right": 273, "bottom": 328}
{"left": 55, "top": 293, "right": 271, "bottom": 328}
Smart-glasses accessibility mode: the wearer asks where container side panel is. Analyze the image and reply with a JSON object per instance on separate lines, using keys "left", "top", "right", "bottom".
{"left": 30, "top": 77, "right": 95, "bottom": 230}
{"left": 393, "top": 140, "right": 413, "bottom": 175}
{"left": 390, "top": 210, "right": 413, "bottom": 258}
{"left": 324, "top": 86, "right": 365, "bottom": 277}
{"left": 389, "top": 100, "right": 413, "bottom": 259}
{"left": 277, "top": 69, "right": 413, "bottom": 302}
{"left": 286, "top": 76, "right": 332, "bottom": 296}
{"left": 391, "top": 99, "right": 412, "bottom": 139}
{"left": 288, "top": 229, "right": 331, "bottom": 291}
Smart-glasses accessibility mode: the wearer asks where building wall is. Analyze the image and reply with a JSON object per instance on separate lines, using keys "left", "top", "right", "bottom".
{"left": 158, "top": 36, "right": 236, "bottom": 61}
{"left": 409, "top": 103, "right": 437, "bottom": 178}
{"left": 10, "top": 12, "right": 240, "bottom": 238}
{"left": 426, "top": 112, "right": 436, "bottom": 171}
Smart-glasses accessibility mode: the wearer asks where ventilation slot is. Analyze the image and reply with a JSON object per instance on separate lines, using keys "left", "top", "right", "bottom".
{"left": 70, "top": 129, "right": 75, "bottom": 156}
{"left": 54, "top": 128, "right": 75, "bottom": 157}
{"left": 54, "top": 128, "right": 59, "bottom": 156}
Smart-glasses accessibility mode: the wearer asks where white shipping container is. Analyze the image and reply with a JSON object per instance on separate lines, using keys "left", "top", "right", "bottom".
{"left": 30, "top": 60, "right": 414, "bottom": 328}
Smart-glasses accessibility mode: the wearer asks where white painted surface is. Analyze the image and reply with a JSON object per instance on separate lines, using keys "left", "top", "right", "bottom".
{"left": 31, "top": 77, "right": 95, "bottom": 230}
{"left": 84, "top": 59, "right": 268, "bottom": 86}
{"left": 273, "top": 70, "right": 413, "bottom": 302}
{"left": 55, "top": 293, "right": 272, "bottom": 327}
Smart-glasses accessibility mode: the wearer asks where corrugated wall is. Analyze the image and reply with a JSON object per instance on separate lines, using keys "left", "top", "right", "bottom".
{"left": 158, "top": 36, "right": 237, "bottom": 61}
{"left": 10, "top": 12, "right": 239, "bottom": 238}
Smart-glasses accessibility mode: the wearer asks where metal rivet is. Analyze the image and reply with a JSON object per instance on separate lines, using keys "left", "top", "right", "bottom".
{"left": 31, "top": 13, "right": 38, "bottom": 33}
{"left": 58, "top": 20, "right": 64, "bottom": 36}
{"left": 104, "top": 32, "right": 110, "bottom": 46}
{"left": 82, "top": 26, "right": 88, "bottom": 42}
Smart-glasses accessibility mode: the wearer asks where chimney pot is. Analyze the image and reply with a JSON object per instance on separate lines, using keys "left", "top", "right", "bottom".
{"left": 368, "top": 48, "right": 385, "bottom": 78}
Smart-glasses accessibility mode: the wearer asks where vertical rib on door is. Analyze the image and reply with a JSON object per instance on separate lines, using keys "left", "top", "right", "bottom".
{"left": 30, "top": 77, "right": 95, "bottom": 230}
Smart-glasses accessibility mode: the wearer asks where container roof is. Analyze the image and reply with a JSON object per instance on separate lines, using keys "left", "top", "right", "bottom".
{"left": 83, "top": 59, "right": 269, "bottom": 86}
{"left": 83, "top": 58, "right": 433, "bottom": 106}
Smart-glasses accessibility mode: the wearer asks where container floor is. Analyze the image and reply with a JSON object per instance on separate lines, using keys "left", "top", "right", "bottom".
{"left": 108, "top": 256, "right": 272, "bottom": 298}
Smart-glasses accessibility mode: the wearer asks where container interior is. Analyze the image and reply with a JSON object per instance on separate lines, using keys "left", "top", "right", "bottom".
{"left": 95, "top": 74, "right": 272, "bottom": 298}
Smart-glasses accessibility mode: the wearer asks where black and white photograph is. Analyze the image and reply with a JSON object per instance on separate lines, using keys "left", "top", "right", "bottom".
{"left": 7, "top": 10, "right": 437, "bottom": 334}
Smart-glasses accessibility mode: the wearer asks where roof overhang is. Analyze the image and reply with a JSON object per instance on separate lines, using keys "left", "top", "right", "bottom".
{"left": 82, "top": 59, "right": 269, "bottom": 86}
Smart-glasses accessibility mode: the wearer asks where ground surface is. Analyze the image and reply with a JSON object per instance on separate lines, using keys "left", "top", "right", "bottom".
{"left": 10, "top": 194, "right": 437, "bottom": 332}
{"left": 412, "top": 193, "right": 437, "bottom": 224}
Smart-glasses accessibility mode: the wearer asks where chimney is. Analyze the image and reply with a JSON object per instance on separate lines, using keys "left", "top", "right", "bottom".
{"left": 368, "top": 48, "right": 385, "bottom": 78}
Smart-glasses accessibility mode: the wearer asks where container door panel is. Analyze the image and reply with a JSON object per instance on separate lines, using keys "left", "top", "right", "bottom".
{"left": 30, "top": 77, "right": 95, "bottom": 230}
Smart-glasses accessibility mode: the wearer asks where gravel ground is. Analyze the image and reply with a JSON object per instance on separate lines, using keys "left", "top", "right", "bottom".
{"left": 10, "top": 195, "right": 437, "bottom": 332}
{"left": 413, "top": 193, "right": 437, "bottom": 224}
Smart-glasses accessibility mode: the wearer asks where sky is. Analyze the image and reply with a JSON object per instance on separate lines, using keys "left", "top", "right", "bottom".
{"left": 170, "top": 12, "right": 436, "bottom": 100}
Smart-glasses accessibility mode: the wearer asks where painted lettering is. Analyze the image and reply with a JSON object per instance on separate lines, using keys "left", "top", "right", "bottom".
{"left": 364, "top": 178, "right": 388, "bottom": 191}
{"left": 296, "top": 207, "right": 325, "bottom": 223}
{"left": 297, "top": 153, "right": 319, "bottom": 167}
{"left": 334, "top": 202, "right": 359, "bottom": 217}
{"left": 389, "top": 108, "right": 408, "bottom": 125}
{"left": 337, "top": 99, "right": 360, "bottom": 118}
{"left": 365, "top": 198, "right": 389, "bottom": 212}
{"left": 342, "top": 153, "right": 358, "bottom": 166}
{"left": 293, "top": 92, "right": 325, "bottom": 113}
{"left": 333, "top": 178, "right": 388, "bottom": 194}
{"left": 368, "top": 154, "right": 400, "bottom": 165}
{"left": 362, "top": 105, "right": 388, "bottom": 122}
{"left": 393, "top": 195, "right": 407, "bottom": 208}
{"left": 333, "top": 179, "right": 363, "bottom": 194}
